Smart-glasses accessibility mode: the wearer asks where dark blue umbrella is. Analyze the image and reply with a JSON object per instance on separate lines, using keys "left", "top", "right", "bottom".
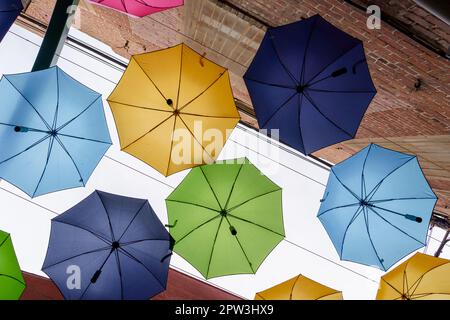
{"left": 244, "top": 14, "right": 376, "bottom": 155}
{"left": 42, "top": 190, "right": 173, "bottom": 300}
{"left": 0, "top": 0, "right": 22, "bottom": 42}
{"left": 317, "top": 144, "right": 437, "bottom": 271}
{"left": 0, "top": 66, "right": 111, "bottom": 197}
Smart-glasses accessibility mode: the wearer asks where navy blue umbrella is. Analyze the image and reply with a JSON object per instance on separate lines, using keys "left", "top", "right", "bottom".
{"left": 244, "top": 14, "right": 376, "bottom": 155}
{"left": 42, "top": 191, "right": 173, "bottom": 300}
{"left": 0, "top": 0, "right": 23, "bottom": 42}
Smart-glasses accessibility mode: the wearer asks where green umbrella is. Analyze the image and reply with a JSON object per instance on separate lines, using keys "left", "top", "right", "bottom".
{"left": 166, "top": 158, "right": 285, "bottom": 279}
{"left": 0, "top": 230, "right": 25, "bottom": 299}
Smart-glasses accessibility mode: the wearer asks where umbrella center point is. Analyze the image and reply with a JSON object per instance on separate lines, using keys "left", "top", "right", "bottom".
{"left": 112, "top": 241, "right": 120, "bottom": 249}
{"left": 360, "top": 199, "right": 372, "bottom": 207}
{"left": 296, "top": 85, "right": 307, "bottom": 93}
{"left": 50, "top": 129, "right": 57, "bottom": 136}
{"left": 173, "top": 109, "right": 180, "bottom": 116}
{"left": 220, "top": 209, "right": 228, "bottom": 217}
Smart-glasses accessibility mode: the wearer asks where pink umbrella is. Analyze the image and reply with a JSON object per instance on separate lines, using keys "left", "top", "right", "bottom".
{"left": 88, "top": 0, "right": 184, "bottom": 18}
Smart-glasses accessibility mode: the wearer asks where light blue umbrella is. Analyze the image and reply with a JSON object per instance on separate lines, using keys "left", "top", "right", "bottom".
{"left": 0, "top": 66, "right": 112, "bottom": 197}
{"left": 318, "top": 144, "right": 437, "bottom": 271}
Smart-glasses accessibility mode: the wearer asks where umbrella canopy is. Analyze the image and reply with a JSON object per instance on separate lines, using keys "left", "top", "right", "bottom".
{"left": 166, "top": 158, "right": 285, "bottom": 279}
{"left": 42, "top": 190, "right": 173, "bottom": 300}
{"left": 255, "top": 274, "right": 343, "bottom": 300}
{"left": 88, "top": 0, "right": 184, "bottom": 18}
{"left": 0, "top": 0, "right": 23, "bottom": 42}
{"left": 0, "top": 66, "right": 112, "bottom": 197}
{"left": 0, "top": 230, "right": 25, "bottom": 299}
{"left": 244, "top": 14, "right": 376, "bottom": 155}
{"left": 377, "top": 253, "right": 450, "bottom": 300}
{"left": 318, "top": 144, "right": 437, "bottom": 271}
{"left": 108, "top": 43, "right": 240, "bottom": 176}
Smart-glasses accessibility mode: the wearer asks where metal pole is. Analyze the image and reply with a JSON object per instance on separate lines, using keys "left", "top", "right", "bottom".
{"left": 434, "top": 229, "right": 450, "bottom": 257}
{"left": 32, "top": 0, "right": 79, "bottom": 72}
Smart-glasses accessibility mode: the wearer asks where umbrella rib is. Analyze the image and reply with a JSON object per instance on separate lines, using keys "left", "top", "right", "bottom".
{"left": 179, "top": 112, "right": 240, "bottom": 119}
{"left": 205, "top": 216, "right": 224, "bottom": 278}
{"left": 305, "top": 42, "right": 360, "bottom": 85}
{"left": 380, "top": 277, "right": 405, "bottom": 298}
{"left": 177, "top": 72, "right": 226, "bottom": 112}
{"left": 408, "top": 262, "right": 449, "bottom": 296}
{"left": 121, "top": 114, "right": 174, "bottom": 150}
{"left": 4, "top": 77, "right": 52, "bottom": 131}
{"left": 80, "top": 249, "right": 115, "bottom": 300}
{"left": 0, "top": 233, "right": 10, "bottom": 247}
{"left": 174, "top": 44, "right": 183, "bottom": 110}
{"left": 175, "top": 215, "right": 221, "bottom": 245}
{"left": 223, "top": 162, "right": 245, "bottom": 210}
{"left": 260, "top": 92, "right": 298, "bottom": 128}
{"left": 114, "top": 250, "right": 124, "bottom": 300}
{"left": 303, "top": 92, "right": 354, "bottom": 138}
{"left": 32, "top": 136, "right": 55, "bottom": 197}
{"left": 107, "top": 100, "right": 173, "bottom": 113}
{"left": 198, "top": 166, "right": 222, "bottom": 209}
{"left": 135, "top": 0, "right": 182, "bottom": 9}
{"left": 227, "top": 214, "right": 285, "bottom": 238}
{"left": 267, "top": 30, "right": 298, "bottom": 84}
{"left": 165, "top": 116, "right": 179, "bottom": 176}
{"left": 57, "top": 133, "right": 112, "bottom": 145}
{"left": 365, "top": 157, "right": 415, "bottom": 202}
{"left": 52, "top": 68, "right": 60, "bottom": 130}
{"left": 243, "top": 77, "right": 295, "bottom": 89}
{"left": 54, "top": 136, "right": 85, "bottom": 185}
{"left": 316, "top": 292, "right": 342, "bottom": 300}
{"left": 53, "top": 220, "right": 111, "bottom": 245}
{"left": 370, "top": 197, "right": 437, "bottom": 204}
{"left": 132, "top": 57, "right": 168, "bottom": 102}
{"left": 363, "top": 207, "right": 385, "bottom": 270}
{"left": 340, "top": 205, "right": 363, "bottom": 256}
{"left": 226, "top": 188, "right": 281, "bottom": 213}
{"left": 361, "top": 144, "right": 373, "bottom": 199}
{"left": 120, "top": 238, "right": 170, "bottom": 247}
{"left": 330, "top": 169, "right": 360, "bottom": 201}
{"left": 55, "top": 96, "right": 102, "bottom": 132}
{"left": 0, "top": 274, "right": 26, "bottom": 287}
{"left": 96, "top": 192, "right": 116, "bottom": 241}
{"left": 366, "top": 206, "right": 425, "bottom": 245}
{"left": 42, "top": 245, "right": 112, "bottom": 270}
{"left": 317, "top": 202, "right": 360, "bottom": 217}
{"left": 289, "top": 274, "right": 302, "bottom": 300}
{"left": 224, "top": 216, "right": 255, "bottom": 273}
{"left": 308, "top": 88, "right": 376, "bottom": 94}
{"left": 118, "top": 247, "right": 166, "bottom": 289}
{"left": 299, "top": 17, "right": 317, "bottom": 84}
{"left": 117, "top": 201, "right": 148, "bottom": 242}
{"left": 165, "top": 199, "right": 220, "bottom": 213}
{"left": 0, "top": 134, "right": 51, "bottom": 165}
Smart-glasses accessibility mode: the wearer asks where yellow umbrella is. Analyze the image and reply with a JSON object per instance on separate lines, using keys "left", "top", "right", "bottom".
{"left": 108, "top": 44, "right": 240, "bottom": 176}
{"left": 377, "top": 252, "right": 450, "bottom": 300}
{"left": 255, "top": 275, "right": 343, "bottom": 300}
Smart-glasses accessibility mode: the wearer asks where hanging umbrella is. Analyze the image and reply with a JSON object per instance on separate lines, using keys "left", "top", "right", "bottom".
{"left": 377, "top": 253, "right": 450, "bottom": 300}
{"left": 42, "top": 190, "right": 173, "bottom": 300}
{"left": 0, "top": 230, "right": 25, "bottom": 299}
{"left": 0, "top": 0, "right": 23, "bottom": 42}
{"left": 166, "top": 158, "right": 285, "bottom": 279}
{"left": 108, "top": 43, "right": 240, "bottom": 176}
{"left": 255, "top": 274, "right": 343, "bottom": 300}
{"left": 317, "top": 144, "right": 437, "bottom": 271}
{"left": 244, "top": 14, "right": 376, "bottom": 155}
{"left": 88, "top": 0, "right": 184, "bottom": 18}
{"left": 0, "top": 66, "right": 112, "bottom": 197}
